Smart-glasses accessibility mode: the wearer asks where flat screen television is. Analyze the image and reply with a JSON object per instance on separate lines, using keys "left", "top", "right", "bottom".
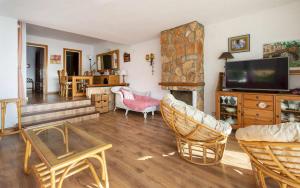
{"left": 225, "top": 57, "right": 289, "bottom": 91}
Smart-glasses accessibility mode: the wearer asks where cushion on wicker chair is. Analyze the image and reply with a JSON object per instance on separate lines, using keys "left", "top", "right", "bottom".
{"left": 162, "top": 94, "right": 232, "bottom": 136}
{"left": 236, "top": 122, "right": 300, "bottom": 142}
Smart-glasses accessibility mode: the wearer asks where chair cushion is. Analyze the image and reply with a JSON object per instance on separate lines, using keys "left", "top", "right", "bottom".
{"left": 162, "top": 94, "right": 232, "bottom": 136}
{"left": 236, "top": 122, "right": 300, "bottom": 142}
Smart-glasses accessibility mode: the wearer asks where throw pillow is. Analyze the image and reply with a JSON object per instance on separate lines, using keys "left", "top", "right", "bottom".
{"left": 121, "top": 89, "right": 135, "bottom": 100}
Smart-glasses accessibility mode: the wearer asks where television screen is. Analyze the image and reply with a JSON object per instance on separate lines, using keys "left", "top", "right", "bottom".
{"left": 225, "top": 57, "right": 289, "bottom": 91}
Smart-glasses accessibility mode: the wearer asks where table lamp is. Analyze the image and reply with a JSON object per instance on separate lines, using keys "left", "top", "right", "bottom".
{"left": 218, "top": 52, "right": 234, "bottom": 63}
{"left": 120, "top": 70, "right": 128, "bottom": 83}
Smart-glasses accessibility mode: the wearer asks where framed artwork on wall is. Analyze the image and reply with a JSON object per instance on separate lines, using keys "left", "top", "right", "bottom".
{"left": 50, "top": 55, "right": 61, "bottom": 64}
{"left": 123, "top": 52, "right": 130, "bottom": 62}
{"left": 263, "top": 40, "right": 300, "bottom": 75}
{"left": 228, "top": 34, "right": 250, "bottom": 53}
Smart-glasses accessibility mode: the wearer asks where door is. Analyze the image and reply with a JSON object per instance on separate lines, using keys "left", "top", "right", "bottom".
{"left": 63, "top": 48, "right": 82, "bottom": 76}
{"left": 216, "top": 91, "right": 242, "bottom": 129}
{"left": 26, "top": 43, "right": 48, "bottom": 95}
{"left": 35, "top": 50, "right": 43, "bottom": 93}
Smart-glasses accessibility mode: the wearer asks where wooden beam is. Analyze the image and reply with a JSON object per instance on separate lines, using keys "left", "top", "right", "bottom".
{"left": 159, "top": 82, "right": 205, "bottom": 87}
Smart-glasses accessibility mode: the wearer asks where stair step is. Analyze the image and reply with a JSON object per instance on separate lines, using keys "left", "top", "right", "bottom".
{"left": 22, "top": 99, "right": 91, "bottom": 114}
{"left": 21, "top": 105, "right": 96, "bottom": 124}
{"left": 22, "top": 111, "right": 99, "bottom": 128}
{"left": 22, "top": 105, "right": 95, "bottom": 117}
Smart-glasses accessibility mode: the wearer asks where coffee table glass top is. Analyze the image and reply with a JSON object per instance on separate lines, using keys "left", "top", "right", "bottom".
{"left": 23, "top": 122, "right": 111, "bottom": 168}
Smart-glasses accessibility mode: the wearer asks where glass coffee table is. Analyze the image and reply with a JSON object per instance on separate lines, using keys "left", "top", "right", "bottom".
{"left": 22, "top": 122, "right": 112, "bottom": 188}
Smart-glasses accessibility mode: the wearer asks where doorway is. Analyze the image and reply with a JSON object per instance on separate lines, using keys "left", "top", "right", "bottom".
{"left": 63, "top": 48, "right": 82, "bottom": 76}
{"left": 26, "top": 43, "right": 48, "bottom": 98}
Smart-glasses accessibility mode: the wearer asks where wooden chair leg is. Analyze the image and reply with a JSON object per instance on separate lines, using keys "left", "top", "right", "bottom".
{"left": 60, "top": 85, "right": 64, "bottom": 97}
{"left": 258, "top": 169, "right": 267, "bottom": 188}
{"left": 280, "top": 183, "right": 287, "bottom": 188}
{"left": 24, "top": 140, "right": 32, "bottom": 175}
{"left": 1, "top": 102, "right": 7, "bottom": 134}
{"left": 65, "top": 85, "right": 68, "bottom": 99}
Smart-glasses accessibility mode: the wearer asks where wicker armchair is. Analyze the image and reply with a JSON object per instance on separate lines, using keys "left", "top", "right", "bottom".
{"left": 238, "top": 140, "right": 300, "bottom": 188}
{"left": 160, "top": 100, "right": 230, "bottom": 165}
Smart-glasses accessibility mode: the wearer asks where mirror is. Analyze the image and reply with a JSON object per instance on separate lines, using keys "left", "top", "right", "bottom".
{"left": 96, "top": 50, "right": 119, "bottom": 73}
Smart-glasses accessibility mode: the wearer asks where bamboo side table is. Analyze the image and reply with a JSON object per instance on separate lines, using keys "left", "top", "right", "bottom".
{"left": 0, "top": 98, "right": 22, "bottom": 136}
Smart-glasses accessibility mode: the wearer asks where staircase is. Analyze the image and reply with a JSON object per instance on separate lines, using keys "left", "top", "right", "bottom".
{"left": 22, "top": 99, "right": 99, "bottom": 127}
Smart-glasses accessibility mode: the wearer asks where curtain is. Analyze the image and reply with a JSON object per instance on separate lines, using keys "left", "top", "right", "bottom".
{"left": 17, "top": 21, "right": 25, "bottom": 101}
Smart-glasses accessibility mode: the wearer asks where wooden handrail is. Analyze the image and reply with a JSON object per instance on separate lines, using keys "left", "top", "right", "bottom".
{"left": 159, "top": 82, "right": 205, "bottom": 87}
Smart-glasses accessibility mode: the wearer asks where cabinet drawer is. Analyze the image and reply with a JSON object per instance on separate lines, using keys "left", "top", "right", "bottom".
{"left": 243, "top": 118, "right": 273, "bottom": 127}
{"left": 93, "top": 77, "right": 101, "bottom": 84}
{"left": 101, "top": 101, "right": 109, "bottom": 107}
{"left": 243, "top": 100, "right": 273, "bottom": 111}
{"left": 244, "top": 94, "right": 273, "bottom": 102}
{"left": 243, "top": 108, "right": 274, "bottom": 119}
{"left": 101, "top": 94, "right": 109, "bottom": 101}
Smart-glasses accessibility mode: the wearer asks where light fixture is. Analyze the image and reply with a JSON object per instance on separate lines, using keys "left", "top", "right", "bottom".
{"left": 218, "top": 52, "right": 234, "bottom": 63}
{"left": 146, "top": 53, "right": 155, "bottom": 75}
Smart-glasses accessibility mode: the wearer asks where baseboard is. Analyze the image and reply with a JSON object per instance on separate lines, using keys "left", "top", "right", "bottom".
{"left": 47, "top": 91, "right": 59, "bottom": 94}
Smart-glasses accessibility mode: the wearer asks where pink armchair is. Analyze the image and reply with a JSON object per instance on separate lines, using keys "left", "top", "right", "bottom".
{"left": 111, "top": 86, "right": 160, "bottom": 119}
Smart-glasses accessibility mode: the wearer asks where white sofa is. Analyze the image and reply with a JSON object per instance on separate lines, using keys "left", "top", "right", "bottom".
{"left": 111, "top": 86, "right": 158, "bottom": 119}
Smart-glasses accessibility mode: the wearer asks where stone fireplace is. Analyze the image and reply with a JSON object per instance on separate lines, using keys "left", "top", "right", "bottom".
{"left": 159, "top": 21, "right": 205, "bottom": 110}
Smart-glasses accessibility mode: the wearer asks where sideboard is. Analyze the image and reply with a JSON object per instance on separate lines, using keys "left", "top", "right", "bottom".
{"left": 216, "top": 91, "right": 300, "bottom": 129}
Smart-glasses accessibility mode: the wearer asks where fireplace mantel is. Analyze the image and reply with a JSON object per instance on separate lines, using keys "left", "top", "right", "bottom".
{"left": 159, "top": 82, "right": 205, "bottom": 87}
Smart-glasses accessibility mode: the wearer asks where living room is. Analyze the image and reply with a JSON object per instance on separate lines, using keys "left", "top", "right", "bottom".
{"left": 0, "top": 0, "right": 300, "bottom": 187}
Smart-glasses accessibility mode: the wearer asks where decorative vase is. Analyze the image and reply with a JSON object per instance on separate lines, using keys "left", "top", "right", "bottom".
{"left": 229, "top": 97, "right": 236, "bottom": 106}
{"left": 224, "top": 97, "right": 229, "bottom": 105}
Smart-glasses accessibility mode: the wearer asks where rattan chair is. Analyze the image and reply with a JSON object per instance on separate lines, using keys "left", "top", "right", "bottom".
{"left": 238, "top": 140, "right": 300, "bottom": 188}
{"left": 160, "top": 101, "right": 229, "bottom": 165}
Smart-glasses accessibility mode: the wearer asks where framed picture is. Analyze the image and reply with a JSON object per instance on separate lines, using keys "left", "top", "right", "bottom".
{"left": 50, "top": 55, "right": 61, "bottom": 64}
{"left": 228, "top": 34, "right": 250, "bottom": 53}
{"left": 123, "top": 52, "right": 130, "bottom": 62}
{"left": 263, "top": 40, "right": 300, "bottom": 75}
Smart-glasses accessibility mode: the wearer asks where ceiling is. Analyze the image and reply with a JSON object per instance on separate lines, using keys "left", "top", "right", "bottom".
{"left": 0, "top": 0, "right": 296, "bottom": 44}
{"left": 27, "top": 24, "right": 105, "bottom": 45}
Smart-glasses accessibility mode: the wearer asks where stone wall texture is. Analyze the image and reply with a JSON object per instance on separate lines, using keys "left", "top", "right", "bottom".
{"left": 160, "top": 21, "right": 205, "bottom": 110}
{"left": 161, "top": 21, "right": 204, "bottom": 90}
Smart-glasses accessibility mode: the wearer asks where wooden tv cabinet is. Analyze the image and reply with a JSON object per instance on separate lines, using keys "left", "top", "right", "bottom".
{"left": 216, "top": 91, "right": 300, "bottom": 129}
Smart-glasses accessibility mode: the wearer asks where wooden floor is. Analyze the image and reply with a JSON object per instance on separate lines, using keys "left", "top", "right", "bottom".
{"left": 0, "top": 111, "right": 264, "bottom": 188}
{"left": 26, "top": 92, "right": 86, "bottom": 105}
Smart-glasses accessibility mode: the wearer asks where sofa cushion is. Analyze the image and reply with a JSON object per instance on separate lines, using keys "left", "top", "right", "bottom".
{"left": 162, "top": 94, "right": 232, "bottom": 136}
{"left": 236, "top": 122, "right": 300, "bottom": 142}
{"left": 121, "top": 88, "right": 135, "bottom": 100}
{"left": 123, "top": 94, "right": 160, "bottom": 111}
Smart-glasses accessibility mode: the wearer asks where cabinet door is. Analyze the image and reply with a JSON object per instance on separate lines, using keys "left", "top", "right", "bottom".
{"left": 216, "top": 92, "right": 242, "bottom": 129}
{"left": 275, "top": 95, "right": 300, "bottom": 124}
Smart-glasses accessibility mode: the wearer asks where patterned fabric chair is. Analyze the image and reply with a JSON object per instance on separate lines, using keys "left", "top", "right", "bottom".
{"left": 161, "top": 94, "right": 232, "bottom": 165}
{"left": 236, "top": 123, "right": 300, "bottom": 188}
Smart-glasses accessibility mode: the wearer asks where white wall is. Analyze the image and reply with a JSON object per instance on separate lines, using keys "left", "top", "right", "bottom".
{"left": 26, "top": 35, "right": 94, "bottom": 93}
{"left": 94, "top": 1, "right": 300, "bottom": 114}
{"left": 0, "top": 16, "right": 19, "bottom": 127}
{"left": 94, "top": 39, "right": 168, "bottom": 99}
{"left": 26, "top": 47, "right": 37, "bottom": 84}
{"left": 123, "top": 39, "right": 168, "bottom": 99}
{"left": 204, "top": 1, "right": 300, "bottom": 114}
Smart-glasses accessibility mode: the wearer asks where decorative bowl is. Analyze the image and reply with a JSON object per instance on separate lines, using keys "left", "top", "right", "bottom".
{"left": 225, "top": 107, "right": 236, "bottom": 113}
{"left": 225, "top": 117, "right": 237, "bottom": 125}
